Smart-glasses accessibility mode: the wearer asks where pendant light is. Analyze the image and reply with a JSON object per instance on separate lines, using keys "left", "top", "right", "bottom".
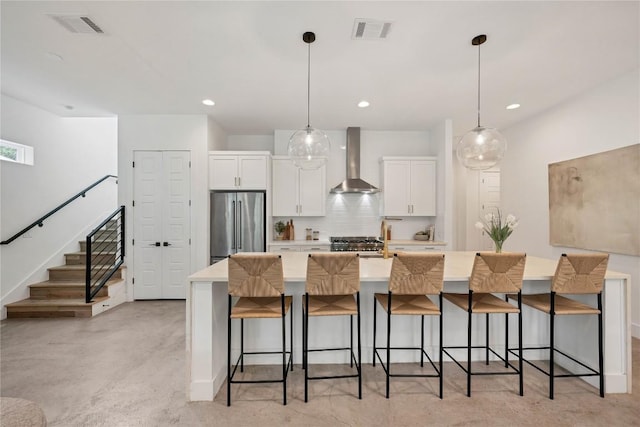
{"left": 288, "top": 31, "right": 330, "bottom": 170}
{"left": 456, "top": 34, "right": 507, "bottom": 170}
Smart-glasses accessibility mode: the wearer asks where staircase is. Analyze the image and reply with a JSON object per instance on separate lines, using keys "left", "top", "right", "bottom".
{"left": 5, "top": 221, "right": 126, "bottom": 318}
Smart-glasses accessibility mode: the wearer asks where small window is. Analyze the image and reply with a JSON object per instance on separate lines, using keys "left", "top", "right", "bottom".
{"left": 0, "top": 139, "right": 34, "bottom": 165}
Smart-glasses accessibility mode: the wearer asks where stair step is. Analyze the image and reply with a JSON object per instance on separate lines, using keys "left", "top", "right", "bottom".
{"left": 48, "top": 265, "right": 123, "bottom": 281}
{"left": 65, "top": 251, "right": 117, "bottom": 265}
{"left": 28, "top": 279, "right": 122, "bottom": 299}
{"left": 79, "top": 240, "right": 118, "bottom": 252}
{"left": 5, "top": 297, "right": 109, "bottom": 318}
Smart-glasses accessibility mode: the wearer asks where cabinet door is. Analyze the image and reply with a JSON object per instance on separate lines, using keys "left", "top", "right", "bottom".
{"left": 272, "top": 159, "right": 299, "bottom": 216}
{"left": 298, "top": 166, "right": 326, "bottom": 216}
{"left": 410, "top": 160, "right": 436, "bottom": 216}
{"left": 238, "top": 156, "right": 267, "bottom": 189}
{"left": 209, "top": 156, "right": 238, "bottom": 189}
{"left": 383, "top": 160, "right": 411, "bottom": 216}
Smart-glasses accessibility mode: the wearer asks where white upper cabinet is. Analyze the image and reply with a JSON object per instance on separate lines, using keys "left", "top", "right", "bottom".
{"left": 272, "top": 157, "right": 326, "bottom": 216}
{"left": 208, "top": 152, "right": 269, "bottom": 190}
{"left": 380, "top": 157, "right": 436, "bottom": 216}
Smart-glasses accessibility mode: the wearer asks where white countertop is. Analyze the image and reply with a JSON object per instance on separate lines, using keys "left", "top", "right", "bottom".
{"left": 189, "top": 251, "right": 628, "bottom": 283}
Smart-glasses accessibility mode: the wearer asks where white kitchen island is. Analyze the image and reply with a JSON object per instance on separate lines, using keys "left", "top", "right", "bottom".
{"left": 186, "top": 251, "right": 631, "bottom": 401}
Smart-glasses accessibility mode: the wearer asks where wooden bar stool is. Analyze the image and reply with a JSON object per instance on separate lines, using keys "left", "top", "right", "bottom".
{"left": 226, "top": 253, "right": 293, "bottom": 406}
{"left": 508, "top": 253, "right": 609, "bottom": 399}
{"left": 373, "top": 253, "right": 445, "bottom": 399}
{"left": 302, "top": 253, "right": 361, "bottom": 402}
{"left": 442, "top": 252, "right": 526, "bottom": 397}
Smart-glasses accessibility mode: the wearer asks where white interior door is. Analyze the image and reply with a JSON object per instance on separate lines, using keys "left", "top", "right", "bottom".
{"left": 134, "top": 151, "right": 191, "bottom": 299}
{"left": 479, "top": 170, "right": 501, "bottom": 251}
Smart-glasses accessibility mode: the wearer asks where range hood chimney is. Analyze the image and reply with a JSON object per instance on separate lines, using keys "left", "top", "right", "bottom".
{"left": 330, "top": 127, "right": 379, "bottom": 194}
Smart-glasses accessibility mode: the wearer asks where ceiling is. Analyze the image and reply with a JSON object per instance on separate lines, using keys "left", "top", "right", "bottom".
{"left": 1, "top": 1, "right": 638, "bottom": 138}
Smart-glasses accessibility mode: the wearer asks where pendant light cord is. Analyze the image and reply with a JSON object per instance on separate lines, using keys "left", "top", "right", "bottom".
{"left": 477, "top": 42, "right": 481, "bottom": 128}
{"left": 307, "top": 41, "right": 311, "bottom": 128}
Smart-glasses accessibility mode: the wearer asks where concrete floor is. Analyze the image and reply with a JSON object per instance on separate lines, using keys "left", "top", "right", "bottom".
{"left": 1, "top": 300, "right": 638, "bottom": 426}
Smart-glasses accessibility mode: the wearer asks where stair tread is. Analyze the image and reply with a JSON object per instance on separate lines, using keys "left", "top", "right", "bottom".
{"left": 48, "top": 264, "right": 118, "bottom": 271}
{"left": 65, "top": 251, "right": 117, "bottom": 256}
{"left": 29, "top": 278, "right": 124, "bottom": 288}
{"left": 6, "top": 296, "right": 109, "bottom": 307}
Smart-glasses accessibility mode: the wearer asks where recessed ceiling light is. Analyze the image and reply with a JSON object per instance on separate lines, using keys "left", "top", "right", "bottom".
{"left": 202, "top": 99, "right": 215, "bottom": 106}
{"left": 357, "top": 100, "right": 370, "bottom": 108}
{"left": 506, "top": 103, "right": 520, "bottom": 110}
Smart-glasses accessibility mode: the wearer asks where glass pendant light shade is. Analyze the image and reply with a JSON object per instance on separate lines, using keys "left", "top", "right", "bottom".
{"left": 457, "top": 34, "right": 507, "bottom": 171}
{"left": 288, "top": 125, "right": 330, "bottom": 170}
{"left": 288, "top": 31, "right": 330, "bottom": 170}
{"left": 456, "top": 126, "right": 507, "bottom": 170}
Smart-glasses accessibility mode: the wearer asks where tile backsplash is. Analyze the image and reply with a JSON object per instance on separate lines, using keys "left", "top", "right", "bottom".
{"left": 274, "top": 193, "right": 434, "bottom": 240}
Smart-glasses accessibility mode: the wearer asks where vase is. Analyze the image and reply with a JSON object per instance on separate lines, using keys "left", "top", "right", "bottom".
{"left": 494, "top": 240, "right": 503, "bottom": 253}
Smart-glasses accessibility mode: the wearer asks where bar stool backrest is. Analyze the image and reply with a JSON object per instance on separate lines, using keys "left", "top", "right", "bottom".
{"left": 389, "top": 253, "right": 445, "bottom": 295}
{"left": 228, "top": 254, "right": 284, "bottom": 297}
{"left": 552, "top": 253, "right": 609, "bottom": 294}
{"left": 306, "top": 253, "right": 360, "bottom": 296}
{"left": 469, "top": 252, "right": 526, "bottom": 293}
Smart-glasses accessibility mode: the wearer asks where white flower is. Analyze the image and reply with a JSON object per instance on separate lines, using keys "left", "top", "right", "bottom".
{"left": 484, "top": 213, "right": 495, "bottom": 222}
{"left": 475, "top": 221, "right": 485, "bottom": 230}
{"left": 506, "top": 214, "right": 516, "bottom": 225}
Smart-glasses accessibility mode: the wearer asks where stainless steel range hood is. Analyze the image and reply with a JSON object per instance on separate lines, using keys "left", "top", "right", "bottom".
{"left": 330, "top": 127, "right": 379, "bottom": 194}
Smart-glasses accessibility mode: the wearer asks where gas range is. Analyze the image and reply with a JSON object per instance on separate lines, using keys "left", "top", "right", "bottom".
{"left": 330, "top": 236, "right": 384, "bottom": 252}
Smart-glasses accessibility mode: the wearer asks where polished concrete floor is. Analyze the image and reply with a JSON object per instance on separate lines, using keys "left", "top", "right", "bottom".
{"left": 1, "top": 300, "right": 638, "bottom": 426}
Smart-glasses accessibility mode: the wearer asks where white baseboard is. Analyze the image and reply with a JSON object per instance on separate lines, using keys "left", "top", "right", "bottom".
{"left": 632, "top": 322, "right": 640, "bottom": 339}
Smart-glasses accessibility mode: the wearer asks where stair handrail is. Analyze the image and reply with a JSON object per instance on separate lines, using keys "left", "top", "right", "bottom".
{"left": 0, "top": 175, "right": 117, "bottom": 245}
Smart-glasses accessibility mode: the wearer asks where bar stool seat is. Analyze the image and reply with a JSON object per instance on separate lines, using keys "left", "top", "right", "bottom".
{"left": 374, "top": 294, "right": 440, "bottom": 316}
{"left": 444, "top": 293, "right": 520, "bottom": 314}
{"left": 306, "top": 294, "right": 358, "bottom": 316}
{"left": 231, "top": 296, "right": 293, "bottom": 318}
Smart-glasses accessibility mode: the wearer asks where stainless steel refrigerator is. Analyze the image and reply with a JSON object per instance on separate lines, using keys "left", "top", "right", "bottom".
{"left": 210, "top": 191, "right": 266, "bottom": 264}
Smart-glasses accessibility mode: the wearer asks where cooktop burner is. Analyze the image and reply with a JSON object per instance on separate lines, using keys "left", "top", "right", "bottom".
{"left": 330, "top": 236, "right": 384, "bottom": 252}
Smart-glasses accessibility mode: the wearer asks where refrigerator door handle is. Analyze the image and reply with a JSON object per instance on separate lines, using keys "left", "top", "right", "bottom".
{"left": 237, "top": 201, "right": 242, "bottom": 250}
{"left": 232, "top": 200, "right": 236, "bottom": 250}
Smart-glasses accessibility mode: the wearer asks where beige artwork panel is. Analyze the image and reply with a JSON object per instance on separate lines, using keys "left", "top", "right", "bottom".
{"left": 548, "top": 144, "right": 640, "bottom": 256}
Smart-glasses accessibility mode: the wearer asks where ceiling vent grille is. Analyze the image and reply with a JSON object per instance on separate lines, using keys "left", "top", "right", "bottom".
{"left": 50, "top": 15, "right": 104, "bottom": 34}
{"left": 352, "top": 19, "right": 392, "bottom": 40}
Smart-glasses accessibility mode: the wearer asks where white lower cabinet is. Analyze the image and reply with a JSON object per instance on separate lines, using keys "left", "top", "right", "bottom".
{"left": 268, "top": 243, "right": 330, "bottom": 253}
{"left": 388, "top": 244, "right": 437, "bottom": 252}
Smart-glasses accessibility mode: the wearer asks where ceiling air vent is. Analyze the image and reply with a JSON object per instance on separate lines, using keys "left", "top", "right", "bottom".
{"left": 50, "top": 15, "right": 104, "bottom": 34}
{"left": 352, "top": 19, "right": 392, "bottom": 40}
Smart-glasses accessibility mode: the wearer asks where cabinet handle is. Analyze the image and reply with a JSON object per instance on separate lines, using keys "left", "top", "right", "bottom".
{"left": 299, "top": 205, "right": 302, "bottom": 214}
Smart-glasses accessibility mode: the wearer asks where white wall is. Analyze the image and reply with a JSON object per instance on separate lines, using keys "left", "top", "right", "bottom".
{"left": 500, "top": 69, "right": 640, "bottom": 337}
{"left": 0, "top": 95, "right": 117, "bottom": 317}
{"left": 226, "top": 134, "right": 273, "bottom": 151}
{"left": 118, "top": 115, "right": 219, "bottom": 300}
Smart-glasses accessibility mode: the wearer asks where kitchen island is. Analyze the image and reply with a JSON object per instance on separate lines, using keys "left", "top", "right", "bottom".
{"left": 186, "top": 251, "right": 631, "bottom": 401}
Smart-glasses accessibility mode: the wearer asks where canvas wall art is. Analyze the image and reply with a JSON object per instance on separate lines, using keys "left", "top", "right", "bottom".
{"left": 548, "top": 144, "right": 639, "bottom": 256}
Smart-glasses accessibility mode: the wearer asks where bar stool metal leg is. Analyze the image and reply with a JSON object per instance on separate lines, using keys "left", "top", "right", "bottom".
{"left": 373, "top": 295, "right": 377, "bottom": 366}
{"left": 467, "top": 292, "right": 473, "bottom": 397}
{"left": 386, "top": 292, "right": 392, "bottom": 399}
{"left": 227, "top": 295, "right": 232, "bottom": 407}
{"left": 598, "top": 293, "right": 604, "bottom": 398}
{"left": 357, "top": 291, "right": 362, "bottom": 400}
{"left": 550, "top": 292, "right": 555, "bottom": 400}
